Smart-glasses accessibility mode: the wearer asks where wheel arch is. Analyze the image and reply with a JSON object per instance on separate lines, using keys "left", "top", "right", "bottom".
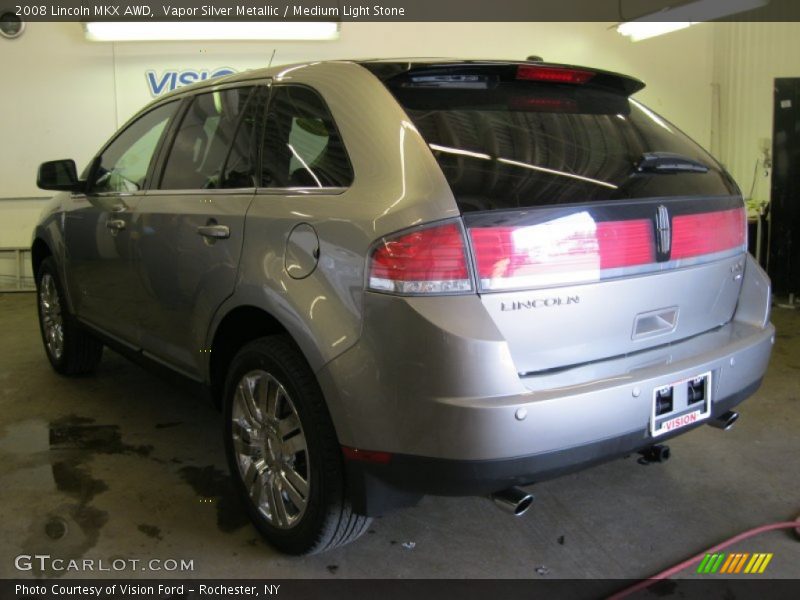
{"left": 208, "top": 305, "right": 312, "bottom": 408}
{"left": 31, "top": 237, "right": 52, "bottom": 282}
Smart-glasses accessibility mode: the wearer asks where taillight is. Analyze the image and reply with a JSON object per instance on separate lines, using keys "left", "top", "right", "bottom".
{"left": 469, "top": 212, "right": 655, "bottom": 291}
{"left": 671, "top": 207, "right": 746, "bottom": 260}
{"left": 516, "top": 65, "right": 595, "bottom": 85}
{"left": 370, "top": 207, "right": 745, "bottom": 296}
{"left": 368, "top": 222, "right": 473, "bottom": 295}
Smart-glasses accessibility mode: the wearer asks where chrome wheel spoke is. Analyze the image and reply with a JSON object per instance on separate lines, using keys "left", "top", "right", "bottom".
{"left": 243, "top": 458, "right": 270, "bottom": 509}
{"left": 237, "top": 376, "right": 264, "bottom": 426}
{"left": 268, "top": 475, "right": 289, "bottom": 527}
{"left": 250, "top": 467, "right": 268, "bottom": 509}
{"left": 281, "top": 468, "right": 308, "bottom": 505}
{"left": 279, "top": 473, "right": 305, "bottom": 512}
{"left": 265, "top": 380, "right": 281, "bottom": 422}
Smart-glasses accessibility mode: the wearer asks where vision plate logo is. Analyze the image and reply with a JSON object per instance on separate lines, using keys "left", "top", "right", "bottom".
{"left": 146, "top": 68, "right": 237, "bottom": 97}
{"left": 697, "top": 552, "right": 774, "bottom": 574}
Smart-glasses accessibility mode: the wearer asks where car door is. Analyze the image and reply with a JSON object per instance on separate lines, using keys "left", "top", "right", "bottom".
{"left": 64, "top": 100, "right": 178, "bottom": 344}
{"left": 132, "top": 84, "right": 268, "bottom": 379}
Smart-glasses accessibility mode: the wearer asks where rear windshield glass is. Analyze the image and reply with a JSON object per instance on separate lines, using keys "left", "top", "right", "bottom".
{"left": 384, "top": 78, "right": 738, "bottom": 212}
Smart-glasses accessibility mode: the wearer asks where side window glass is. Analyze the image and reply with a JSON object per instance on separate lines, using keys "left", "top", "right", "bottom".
{"left": 91, "top": 101, "right": 176, "bottom": 193}
{"left": 221, "top": 86, "right": 269, "bottom": 188}
{"left": 262, "top": 85, "right": 353, "bottom": 188}
{"left": 160, "top": 88, "right": 253, "bottom": 190}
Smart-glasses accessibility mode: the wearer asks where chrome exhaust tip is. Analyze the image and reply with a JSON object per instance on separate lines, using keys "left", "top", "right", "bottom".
{"left": 709, "top": 410, "right": 739, "bottom": 431}
{"left": 490, "top": 487, "right": 534, "bottom": 516}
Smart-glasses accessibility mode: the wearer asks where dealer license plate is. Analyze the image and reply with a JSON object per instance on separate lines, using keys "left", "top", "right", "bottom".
{"left": 650, "top": 371, "right": 712, "bottom": 437}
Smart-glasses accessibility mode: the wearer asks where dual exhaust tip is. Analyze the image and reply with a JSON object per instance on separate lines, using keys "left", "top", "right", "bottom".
{"left": 488, "top": 411, "right": 739, "bottom": 517}
{"left": 491, "top": 487, "right": 534, "bottom": 516}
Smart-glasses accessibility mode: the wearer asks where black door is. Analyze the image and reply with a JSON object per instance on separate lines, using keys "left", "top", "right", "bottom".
{"left": 770, "top": 78, "right": 800, "bottom": 296}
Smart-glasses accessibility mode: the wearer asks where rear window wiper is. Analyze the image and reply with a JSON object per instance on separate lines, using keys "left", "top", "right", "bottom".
{"left": 635, "top": 152, "right": 709, "bottom": 174}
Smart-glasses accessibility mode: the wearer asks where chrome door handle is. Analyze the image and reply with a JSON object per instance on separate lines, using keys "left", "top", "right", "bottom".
{"left": 196, "top": 224, "right": 230, "bottom": 240}
{"left": 106, "top": 219, "right": 126, "bottom": 231}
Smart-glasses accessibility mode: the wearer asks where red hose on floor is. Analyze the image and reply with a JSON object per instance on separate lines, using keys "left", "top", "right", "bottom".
{"left": 608, "top": 518, "right": 800, "bottom": 600}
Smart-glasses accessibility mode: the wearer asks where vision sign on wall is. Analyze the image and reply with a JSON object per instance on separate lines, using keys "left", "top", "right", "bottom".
{"left": 146, "top": 68, "right": 237, "bottom": 96}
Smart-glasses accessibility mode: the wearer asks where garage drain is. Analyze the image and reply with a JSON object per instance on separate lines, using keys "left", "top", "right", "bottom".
{"left": 44, "top": 517, "right": 68, "bottom": 540}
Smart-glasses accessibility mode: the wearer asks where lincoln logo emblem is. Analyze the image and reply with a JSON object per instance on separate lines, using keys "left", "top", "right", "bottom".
{"left": 655, "top": 205, "right": 671, "bottom": 259}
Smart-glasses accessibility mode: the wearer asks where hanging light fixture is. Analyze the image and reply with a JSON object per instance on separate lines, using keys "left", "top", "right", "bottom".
{"left": 617, "top": 0, "right": 769, "bottom": 41}
{"left": 84, "top": 22, "right": 340, "bottom": 42}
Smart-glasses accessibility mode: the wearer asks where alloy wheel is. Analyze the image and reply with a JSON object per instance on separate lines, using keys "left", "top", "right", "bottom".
{"left": 39, "top": 273, "right": 64, "bottom": 361}
{"left": 231, "top": 370, "right": 310, "bottom": 529}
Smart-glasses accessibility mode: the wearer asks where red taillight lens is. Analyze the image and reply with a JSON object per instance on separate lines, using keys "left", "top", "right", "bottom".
{"left": 671, "top": 208, "right": 746, "bottom": 260}
{"left": 341, "top": 447, "right": 392, "bottom": 464}
{"left": 516, "top": 65, "right": 595, "bottom": 85}
{"left": 371, "top": 208, "right": 745, "bottom": 295}
{"left": 469, "top": 214, "right": 655, "bottom": 291}
{"left": 368, "top": 222, "right": 472, "bottom": 295}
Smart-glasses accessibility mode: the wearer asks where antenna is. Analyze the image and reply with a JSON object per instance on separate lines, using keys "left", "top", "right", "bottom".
{"left": 268, "top": 49, "right": 276, "bottom": 68}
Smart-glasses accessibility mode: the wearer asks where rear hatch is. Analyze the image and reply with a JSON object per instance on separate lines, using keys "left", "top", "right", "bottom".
{"left": 365, "top": 61, "right": 747, "bottom": 374}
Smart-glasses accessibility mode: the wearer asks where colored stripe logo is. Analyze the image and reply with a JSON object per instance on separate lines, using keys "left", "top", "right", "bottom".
{"left": 697, "top": 552, "right": 773, "bottom": 574}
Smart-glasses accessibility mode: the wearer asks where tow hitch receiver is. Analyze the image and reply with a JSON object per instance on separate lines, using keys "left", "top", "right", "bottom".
{"left": 638, "top": 444, "right": 671, "bottom": 465}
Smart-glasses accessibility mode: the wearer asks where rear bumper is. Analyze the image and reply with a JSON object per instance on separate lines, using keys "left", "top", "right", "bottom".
{"left": 344, "top": 378, "right": 763, "bottom": 514}
{"left": 317, "top": 255, "right": 774, "bottom": 515}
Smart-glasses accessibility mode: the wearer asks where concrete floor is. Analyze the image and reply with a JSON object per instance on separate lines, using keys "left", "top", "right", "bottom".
{"left": 0, "top": 291, "right": 798, "bottom": 585}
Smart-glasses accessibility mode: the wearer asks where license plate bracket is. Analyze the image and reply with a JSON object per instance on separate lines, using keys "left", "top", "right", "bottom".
{"left": 650, "top": 371, "right": 712, "bottom": 437}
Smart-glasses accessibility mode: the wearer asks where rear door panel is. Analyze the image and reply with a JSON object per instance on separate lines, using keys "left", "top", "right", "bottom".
{"left": 134, "top": 191, "right": 253, "bottom": 377}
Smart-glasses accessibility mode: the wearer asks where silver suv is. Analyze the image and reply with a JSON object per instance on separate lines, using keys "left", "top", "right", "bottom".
{"left": 33, "top": 60, "right": 775, "bottom": 554}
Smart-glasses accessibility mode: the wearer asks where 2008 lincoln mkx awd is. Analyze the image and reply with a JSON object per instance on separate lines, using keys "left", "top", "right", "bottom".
{"left": 32, "top": 59, "right": 775, "bottom": 554}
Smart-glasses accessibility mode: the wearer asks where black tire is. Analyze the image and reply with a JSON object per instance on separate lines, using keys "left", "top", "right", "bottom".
{"left": 36, "top": 256, "right": 103, "bottom": 375}
{"left": 223, "top": 335, "right": 370, "bottom": 555}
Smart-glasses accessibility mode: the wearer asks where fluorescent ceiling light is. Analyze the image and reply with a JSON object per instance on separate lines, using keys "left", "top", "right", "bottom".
{"left": 616, "top": 21, "right": 695, "bottom": 42}
{"left": 84, "top": 22, "right": 340, "bottom": 42}
{"left": 616, "top": 0, "right": 769, "bottom": 41}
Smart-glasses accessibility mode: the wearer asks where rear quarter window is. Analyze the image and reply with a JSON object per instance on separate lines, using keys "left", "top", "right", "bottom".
{"left": 261, "top": 85, "right": 353, "bottom": 188}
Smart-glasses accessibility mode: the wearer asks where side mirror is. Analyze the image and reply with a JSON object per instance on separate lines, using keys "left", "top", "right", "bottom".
{"left": 37, "top": 159, "right": 84, "bottom": 192}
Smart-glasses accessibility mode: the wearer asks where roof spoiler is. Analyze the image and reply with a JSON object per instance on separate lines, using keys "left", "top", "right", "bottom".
{"left": 359, "top": 61, "right": 646, "bottom": 96}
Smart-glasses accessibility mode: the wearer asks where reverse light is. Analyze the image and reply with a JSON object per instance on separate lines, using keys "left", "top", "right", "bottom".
{"left": 368, "top": 222, "right": 473, "bottom": 295}
{"left": 516, "top": 65, "right": 595, "bottom": 85}
{"left": 469, "top": 214, "right": 655, "bottom": 291}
